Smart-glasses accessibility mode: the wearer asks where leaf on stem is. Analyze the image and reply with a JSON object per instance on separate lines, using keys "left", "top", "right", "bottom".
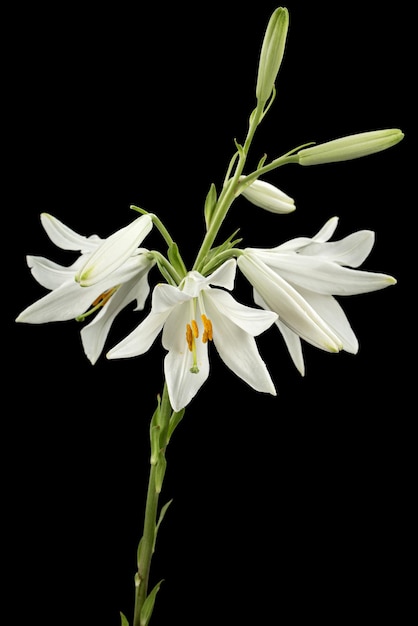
{"left": 153, "top": 499, "right": 173, "bottom": 552}
{"left": 120, "top": 611, "right": 130, "bottom": 626}
{"left": 167, "top": 408, "right": 185, "bottom": 443}
{"left": 140, "top": 580, "right": 164, "bottom": 626}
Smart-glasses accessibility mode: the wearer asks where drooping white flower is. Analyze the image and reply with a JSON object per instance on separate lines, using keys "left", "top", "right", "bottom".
{"left": 107, "top": 259, "right": 277, "bottom": 411}
{"left": 237, "top": 217, "right": 396, "bottom": 375}
{"left": 238, "top": 177, "right": 295, "bottom": 214}
{"left": 16, "top": 213, "right": 155, "bottom": 364}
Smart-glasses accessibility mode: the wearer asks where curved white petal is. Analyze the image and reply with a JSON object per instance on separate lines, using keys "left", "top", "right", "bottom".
{"left": 81, "top": 271, "right": 152, "bottom": 365}
{"left": 203, "top": 294, "right": 276, "bottom": 395}
{"left": 180, "top": 259, "right": 237, "bottom": 297}
{"left": 298, "top": 289, "right": 359, "bottom": 354}
{"left": 15, "top": 280, "right": 109, "bottom": 323}
{"left": 27, "top": 255, "right": 83, "bottom": 290}
{"left": 163, "top": 302, "right": 210, "bottom": 411}
{"left": 107, "top": 310, "right": 167, "bottom": 359}
{"left": 41, "top": 213, "right": 101, "bottom": 252}
{"left": 257, "top": 252, "right": 396, "bottom": 295}
{"left": 299, "top": 230, "right": 375, "bottom": 267}
{"left": 238, "top": 254, "right": 342, "bottom": 352}
{"left": 254, "top": 289, "right": 305, "bottom": 375}
{"left": 76, "top": 215, "right": 153, "bottom": 286}
{"left": 203, "top": 288, "right": 277, "bottom": 336}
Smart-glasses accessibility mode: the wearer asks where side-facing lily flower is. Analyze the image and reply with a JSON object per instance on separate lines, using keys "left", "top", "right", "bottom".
{"left": 16, "top": 213, "right": 155, "bottom": 364}
{"left": 237, "top": 217, "right": 396, "bottom": 375}
{"left": 238, "top": 177, "right": 296, "bottom": 214}
{"left": 107, "top": 259, "right": 277, "bottom": 412}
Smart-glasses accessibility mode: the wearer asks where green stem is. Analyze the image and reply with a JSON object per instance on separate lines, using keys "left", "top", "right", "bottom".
{"left": 133, "top": 383, "right": 175, "bottom": 626}
{"left": 192, "top": 104, "right": 264, "bottom": 272}
{"left": 133, "top": 465, "right": 159, "bottom": 626}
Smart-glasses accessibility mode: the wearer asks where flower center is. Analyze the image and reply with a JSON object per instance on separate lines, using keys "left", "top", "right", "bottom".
{"left": 76, "top": 286, "right": 119, "bottom": 322}
{"left": 185, "top": 314, "right": 213, "bottom": 373}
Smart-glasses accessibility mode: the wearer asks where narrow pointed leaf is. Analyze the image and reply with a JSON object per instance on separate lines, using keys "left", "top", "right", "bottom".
{"left": 120, "top": 612, "right": 129, "bottom": 626}
{"left": 140, "top": 580, "right": 163, "bottom": 626}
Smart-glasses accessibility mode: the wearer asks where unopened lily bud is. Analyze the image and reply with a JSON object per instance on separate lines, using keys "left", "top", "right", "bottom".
{"left": 239, "top": 177, "right": 295, "bottom": 214}
{"left": 256, "top": 7, "right": 289, "bottom": 104}
{"left": 76, "top": 214, "right": 153, "bottom": 287}
{"left": 297, "top": 129, "right": 404, "bottom": 166}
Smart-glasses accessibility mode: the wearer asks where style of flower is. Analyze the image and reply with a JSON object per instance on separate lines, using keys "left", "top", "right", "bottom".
{"left": 237, "top": 217, "right": 396, "bottom": 375}
{"left": 16, "top": 213, "right": 155, "bottom": 364}
{"left": 107, "top": 259, "right": 278, "bottom": 411}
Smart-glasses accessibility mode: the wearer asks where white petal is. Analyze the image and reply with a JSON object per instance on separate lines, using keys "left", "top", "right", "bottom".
{"left": 203, "top": 294, "right": 276, "bottom": 395}
{"left": 276, "top": 319, "right": 305, "bottom": 375}
{"left": 40, "top": 213, "right": 101, "bottom": 252}
{"left": 300, "top": 230, "right": 375, "bottom": 267}
{"left": 15, "top": 280, "right": 108, "bottom": 323}
{"left": 180, "top": 259, "right": 237, "bottom": 297}
{"left": 27, "top": 255, "right": 82, "bottom": 290}
{"left": 254, "top": 289, "right": 305, "bottom": 375}
{"left": 202, "top": 288, "right": 277, "bottom": 336}
{"left": 76, "top": 214, "right": 152, "bottom": 286}
{"left": 81, "top": 272, "right": 152, "bottom": 365}
{"left": 163, "top": 303, "right": 210, "bottom": 411}
{"left": 107, "top": 308, "right": 168, "bottom": 359}
{"left": 258, "top": 252, "right": 396, "bottom": 295}
{"left": 297, "top": 289, "right": 359, "bottom": 354}
{"left": 238, "top": 254, "right": 342, "bottom": 352}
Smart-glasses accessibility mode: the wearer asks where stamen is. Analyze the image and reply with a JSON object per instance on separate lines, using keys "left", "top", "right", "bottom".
{"left": 91, "top": 288, "right": 117, "bottom": 307}
{"left": 76, "top": 286, "right": 119, "bottom": 322}
{"left": 201, "top": 314, "right": 213, "bottom": 343}
{"left": 186, "top": 324, "right": 193, "bottom": 351}
{"left": 191, "top": 319, "right": 199, "bottom": 338}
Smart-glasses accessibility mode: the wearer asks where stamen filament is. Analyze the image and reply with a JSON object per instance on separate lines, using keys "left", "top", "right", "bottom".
{"left": 76, "top": 286, "right": 119, "bottom": 322}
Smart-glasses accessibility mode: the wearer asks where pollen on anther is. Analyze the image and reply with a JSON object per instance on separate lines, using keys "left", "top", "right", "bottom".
{"left": 191, "top": 319, "right": 199, "bottom": 338}
{"left": 186, "top": 324, "right": 193, "bottom": 351}
{"left": 201, "top": 314, "right": 213, "bottom": 342}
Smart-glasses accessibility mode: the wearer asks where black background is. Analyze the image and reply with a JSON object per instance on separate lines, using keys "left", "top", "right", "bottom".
{"left": 6, "top": 2, "right": 413, "bottom": 624}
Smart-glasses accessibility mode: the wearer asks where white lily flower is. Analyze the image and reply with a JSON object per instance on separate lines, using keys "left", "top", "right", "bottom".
{"left": 237, "top": 217, "right": 396, "bottom": 375}
{"left": 16, "top": 213, "right": 155, "bottom": 364}
{"left": 107, "top": 259, "right": 277, "bottom": 411}
{"left": 239, "top": 177, "right": 295, "bottom": 214}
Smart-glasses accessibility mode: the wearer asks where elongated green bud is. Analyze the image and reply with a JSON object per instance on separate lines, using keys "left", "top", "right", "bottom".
{"left": 297, "top": 129, "right": 404, "bottom": 166}
{"left": 256, "top": 7, "right": 289, "bottom": 104}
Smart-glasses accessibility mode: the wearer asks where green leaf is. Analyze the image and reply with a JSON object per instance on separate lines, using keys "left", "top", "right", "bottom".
{"left": 153, "top": 499, "right": 173, "bottom": 552}
{"left": 167, "top": 242, "right": 187, "bottom": 276}
{"left": 120, "top": 611, "right": 129, "bottom": 626}
{"left": 140, "top": 580, "right": 164, "bottom": 626}
{"left": 167, "top": 408, "right": 185, "bottom": 442}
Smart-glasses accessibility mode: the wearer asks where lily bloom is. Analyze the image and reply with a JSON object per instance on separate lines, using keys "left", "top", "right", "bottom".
{"left": 16, "top": 213, "right": 154, "bottom": 364}
{"left": 107, "top": 259, "right": 277, "bottom": 411}
{"left": 237, "top": 217, "right": 396, "bottom": 375}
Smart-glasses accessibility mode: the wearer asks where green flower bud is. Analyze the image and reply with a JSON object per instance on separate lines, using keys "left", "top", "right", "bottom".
{"left": 297, "top": 129, "right": 404, "bottom": 166}
{"left": 256, "top": 7, "right": 289, "bottom": 104}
